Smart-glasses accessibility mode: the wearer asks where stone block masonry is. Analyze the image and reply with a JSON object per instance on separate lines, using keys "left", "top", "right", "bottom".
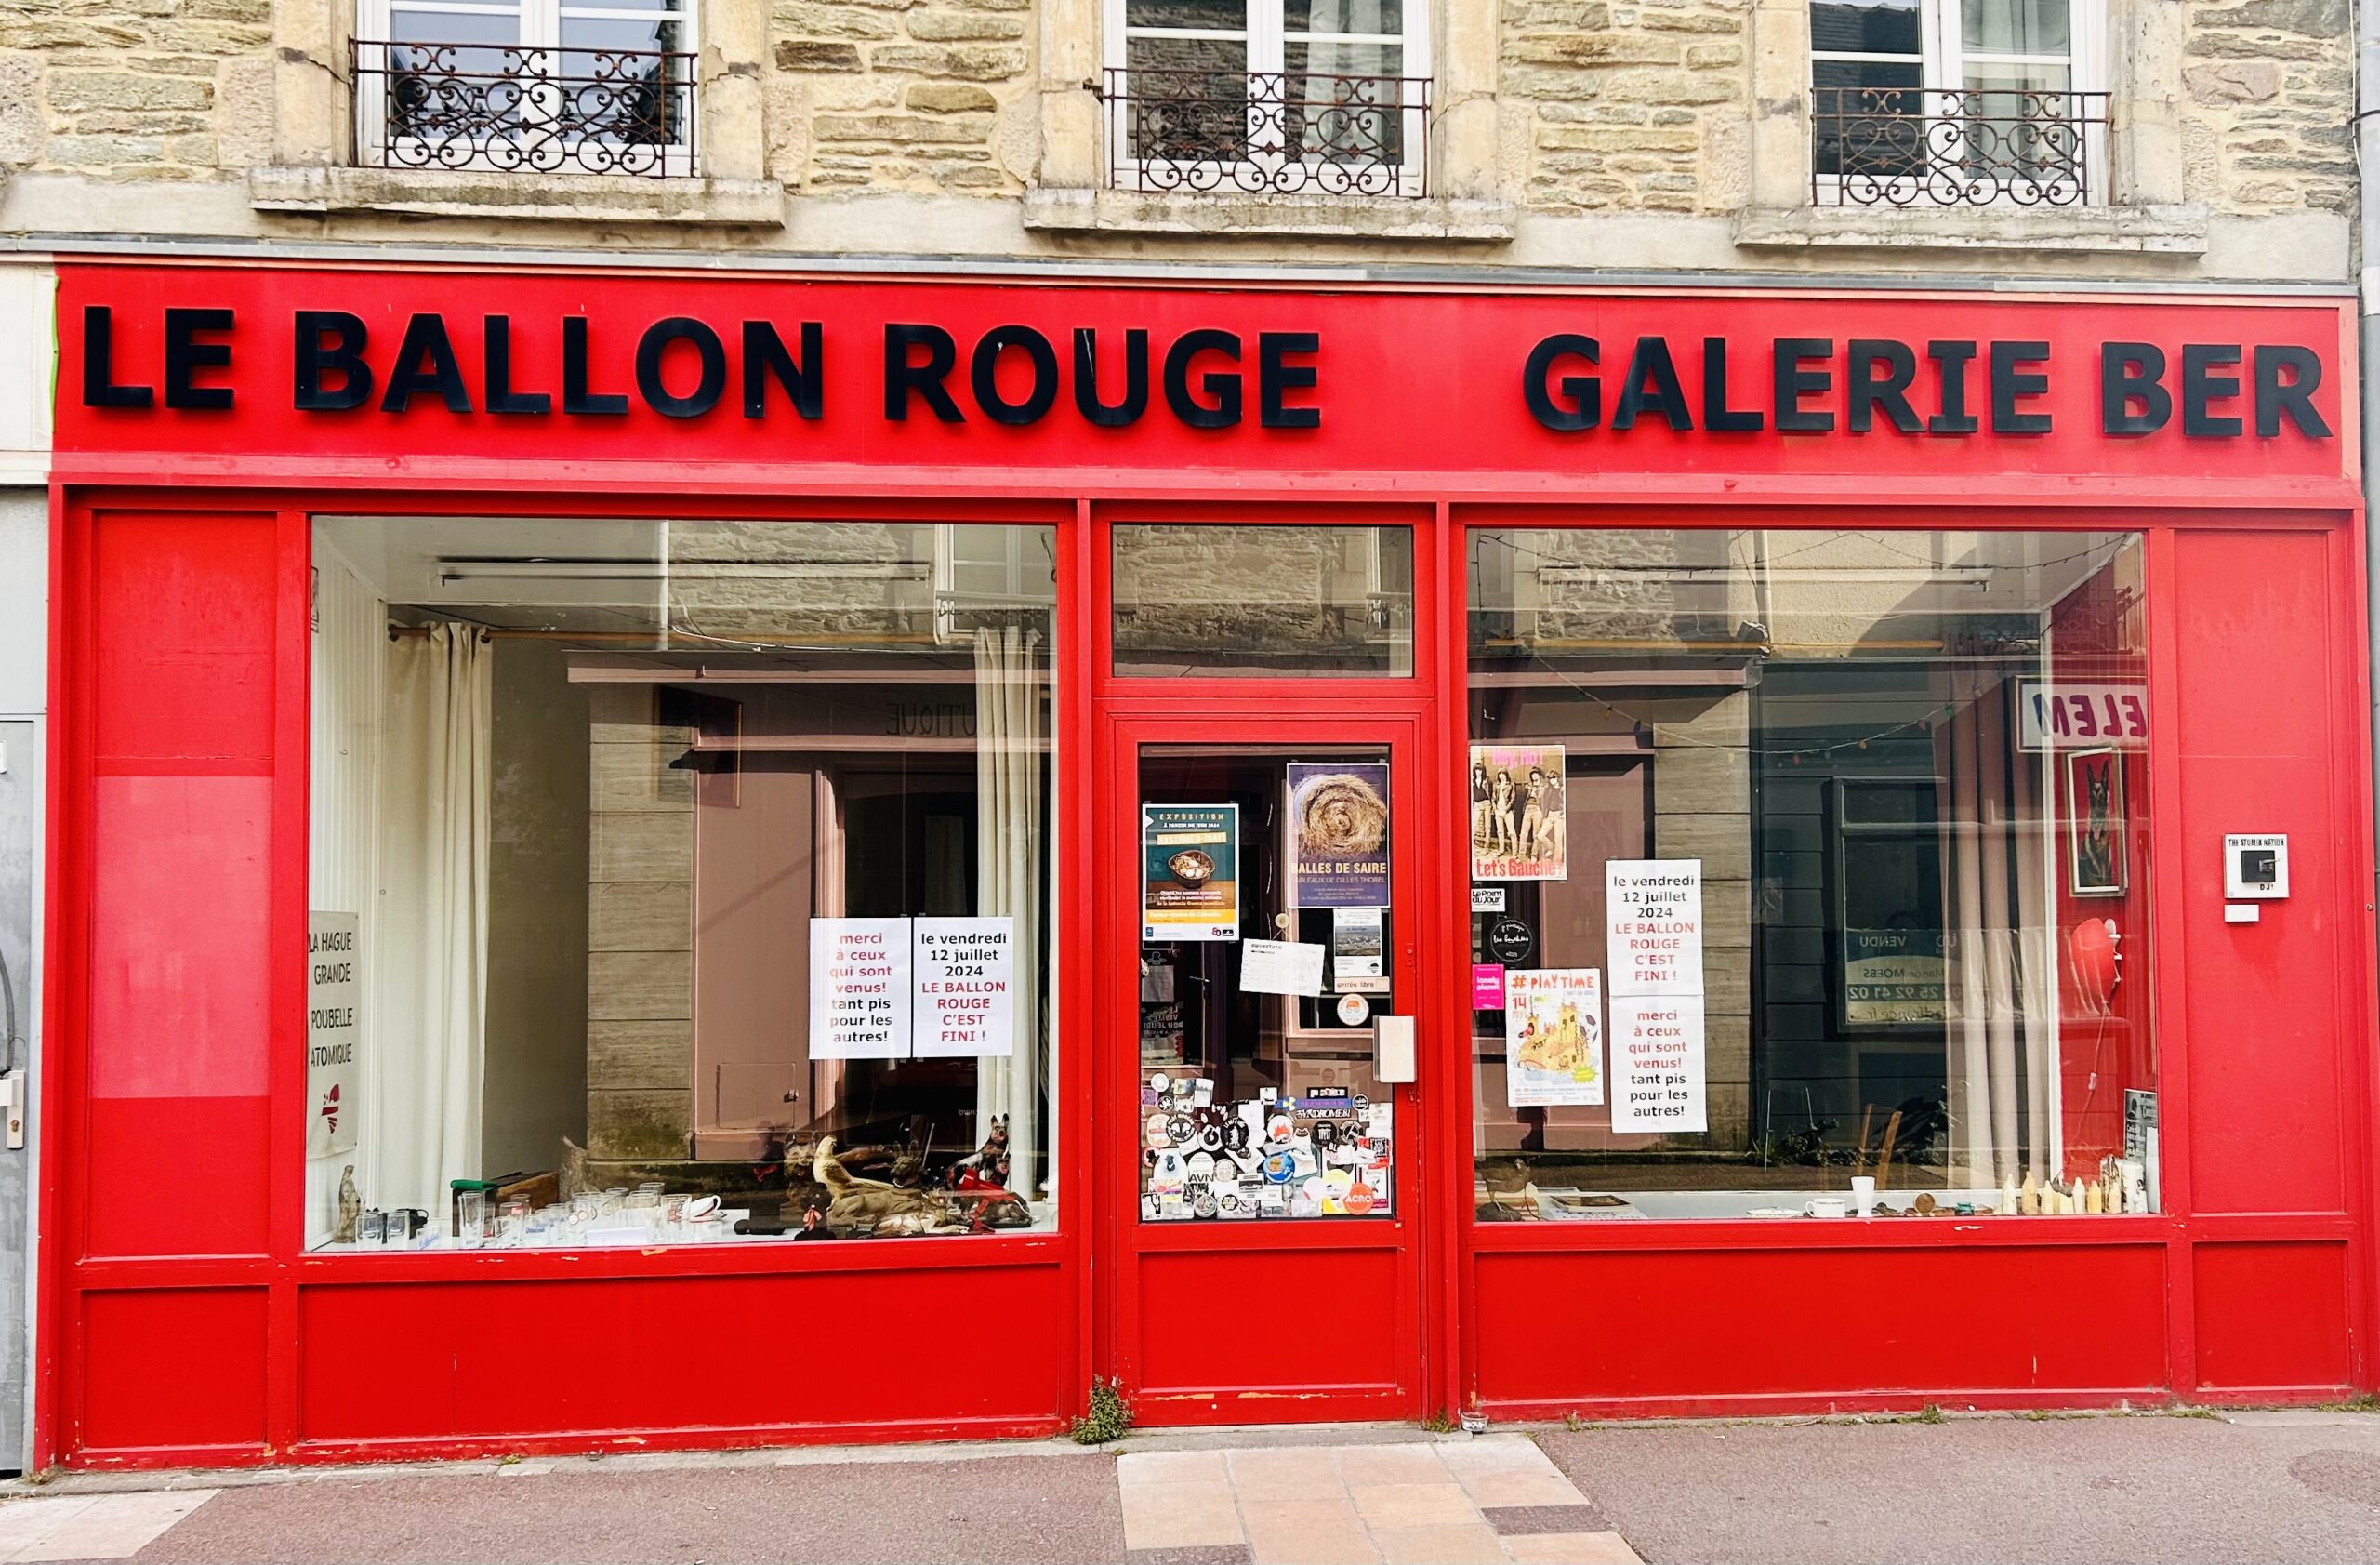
{"left": 0, "top": 0, "right": 272, "bottom": 182}
{"left": 1502, "top": 0, "right": 1752, "bottom": 214}
{"left": 771, "top": 0, "right": 1035, "bottom": 194}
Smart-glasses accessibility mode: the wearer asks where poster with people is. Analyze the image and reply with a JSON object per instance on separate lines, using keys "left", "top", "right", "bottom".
{"left": 1471, "top": 743, "right": 1567, "bottom": 882}
{"left": 1505, "top": 967, "right": 1604, "bottom": 1107}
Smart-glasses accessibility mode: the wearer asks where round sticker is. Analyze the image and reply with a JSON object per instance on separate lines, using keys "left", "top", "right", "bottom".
{"left": 1197, "top": 1124, "right": 1224, "bottom": 1153}
{"left": 1186, "top": 1151, "right": 1216, "bottom": 1183}
{"left": 1223, "top": 1120, "right": 1251, "bottom": 1156}
{"left": 1263, "top": 1150, "right": 1296, "bottom": 1184}
{"left": 1488, "top": 917, "right": 1534, "bottom": 964}
{"left": 1149, "top": 1072, "right": 1169, "bottom": 1095}
{"left": 1168, "top": 1113, "right": 1196, "bottom": 1145}
{"left": 1194, "top": 1192, "right": 1219, "bottom": 1219}
{"left": 1346, "top": 1182, "right": 1377, "bottom": 1215}
{"left": 1336, "top": 992, "right": 1371, "bottom": 1027}
{"left": 1266, "top": 1113, "right": 1295, "bottom": 1142}
{"left": 1314, "top": 1120, "right": 1341, "bottom": 1149}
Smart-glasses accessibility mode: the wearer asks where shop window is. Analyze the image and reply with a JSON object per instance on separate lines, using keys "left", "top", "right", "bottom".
{"left": 1112, "top": 524, "right": 1415, "bottom": 677}
{"left": 1809, "top": 0, "right": 2105, "bottom": 206}
{"left": 352, "top": 0, "right": 696, "bottom": 179}
{"left": 1468, "top": 528, "right": 2157, "bottom": 1222}
{"left": 1103, "top": 0, "right": 1433, "bottom": 197}
{"left": 306, "top": 517, "right": 1056, "bottom": 1250}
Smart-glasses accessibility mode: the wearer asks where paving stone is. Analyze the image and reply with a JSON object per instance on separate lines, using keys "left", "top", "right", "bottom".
{"left": 1483, "top": 1502, "right": 1617, "bottom": 1535}
{"left": 1501, "top": 1530, "right": 1644, "bottom": 1565}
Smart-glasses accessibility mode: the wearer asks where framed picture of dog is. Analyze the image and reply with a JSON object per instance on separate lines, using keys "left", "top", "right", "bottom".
{"left": 2067, "top": 747, "right": 2127, "bottom": 897}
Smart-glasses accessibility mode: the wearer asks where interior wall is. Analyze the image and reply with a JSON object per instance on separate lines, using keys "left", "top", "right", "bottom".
{"left": 483, "top": 640, "right": 590, "bottom": 1180}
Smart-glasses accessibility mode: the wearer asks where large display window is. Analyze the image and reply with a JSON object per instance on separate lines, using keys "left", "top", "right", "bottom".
{"left": 1467, "top": 528, "right": 2156, "bottom": 1221}
{"left": 306, "top": 515, "right": 1058, "bottom": 1250}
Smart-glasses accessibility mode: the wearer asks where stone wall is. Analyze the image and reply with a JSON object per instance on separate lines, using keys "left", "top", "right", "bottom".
{"left": 2179, "top": 0, "right": 2354, "bottom": 214}
{"left": 0, "top": 0, "right": 272, "bottom": 183}
{"left": 770, "top": 0, "right": 1036, "bottom": 193}
{"left": 1500, "top": 0, "right": 1750, "bottom": 214}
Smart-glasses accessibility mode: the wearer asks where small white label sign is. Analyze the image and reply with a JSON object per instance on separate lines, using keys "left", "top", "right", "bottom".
{"left": 810, "top": 917, "right": 914, "bottom": 1059}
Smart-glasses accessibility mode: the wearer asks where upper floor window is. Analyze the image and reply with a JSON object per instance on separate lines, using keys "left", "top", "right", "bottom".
{"left": 1103, "top": 0, "right": 1432, "bottom": 197}
{"left": 1810, "top": 0, "right": 2104, "bottom": 207}
{"left": 354, "top": 0, "right": 695, "bottom": 178}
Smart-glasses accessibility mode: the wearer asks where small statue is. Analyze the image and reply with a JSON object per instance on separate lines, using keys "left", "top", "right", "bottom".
{"left": 335, "top": 1164, "right": 362, "bottom": 1244}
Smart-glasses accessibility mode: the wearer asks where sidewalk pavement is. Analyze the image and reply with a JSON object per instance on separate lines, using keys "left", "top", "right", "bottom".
{"left": 0, "top": 1409, "right": 2371, "bottom": 1564}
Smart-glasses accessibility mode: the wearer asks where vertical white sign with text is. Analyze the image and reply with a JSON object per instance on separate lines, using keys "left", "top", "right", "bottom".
{"left": 913, "top": 917, "right": 1016, "bottom": 1058}
{"left": 1609, "top": 995, "right": 1709, "bottom": 1133}
{"left": 810, "top": 918, "right": 914, "bottom": 1059}
{"left": 1604, "top": 860, "right": 1707, "bottom": 1132}
{"left": 307, "top": 911, "right": 362, "bottom": 1159}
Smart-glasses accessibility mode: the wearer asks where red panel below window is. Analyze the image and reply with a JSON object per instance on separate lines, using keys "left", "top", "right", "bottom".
{"left": 2193, "top": 1241, "right": 2351, "bottom": 1392}
{"left": 1474, "top": 1242, "right": 2168, "bottom": 1407}
{"left": 78, "top": 1287, "right": 270, "bottom": 1454}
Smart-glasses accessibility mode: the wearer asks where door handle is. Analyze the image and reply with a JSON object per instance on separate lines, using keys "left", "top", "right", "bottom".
{"left": 1374, "top": 1015, "right": 1416, "bottom": 1083}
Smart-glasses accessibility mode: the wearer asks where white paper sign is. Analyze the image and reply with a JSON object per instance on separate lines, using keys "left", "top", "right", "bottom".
{"left": 307, "top": 911, "right": 361, "bottom": 1159}
{"left": 810, "top": 917, "right": 913, "bottom": 1059}
{"left": 914, "top": 917, "right": 1015, "bottom": 1058}
{"left": 1606, "top": 859, "right": 1703, "bottom": 998}
{"left": 1240, "top": 938, "right": 1326, "bottom": 996}
{"left": 1609, "top": 995, "right": 1707, "bottom": 1133}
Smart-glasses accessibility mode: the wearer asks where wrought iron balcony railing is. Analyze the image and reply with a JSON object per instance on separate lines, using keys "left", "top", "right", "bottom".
{"left": 1103, "top": 67, "right": 1430, "bottom": 198}
{"left": 1812, "top": 86, "right": 2107, "bottom": 206}
{"left": 351, "top": 38, "right": 695, "bottom": 179}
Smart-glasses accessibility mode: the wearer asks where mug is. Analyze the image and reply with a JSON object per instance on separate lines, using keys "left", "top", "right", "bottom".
{"left": 1849, "top": 1175, "right": 1877, "bottom": 1215}
{"left": 1805, "top": 1197, "right": 1849, "bottom": 1218}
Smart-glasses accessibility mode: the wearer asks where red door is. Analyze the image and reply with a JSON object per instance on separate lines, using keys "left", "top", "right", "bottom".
{"left": 1098, "top": 710, "right": 1432, "bottom": 1423}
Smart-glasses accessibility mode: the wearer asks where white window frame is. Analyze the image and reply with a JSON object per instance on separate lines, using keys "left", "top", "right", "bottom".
{"left": 1810, "top": 0, "right": 2106, "bottom": 207}
{"left": 356, "top": 0, "right": 698, "bottom": 179}
{"left": 1102, "top": 0, "right": 1433, "bottom": 197}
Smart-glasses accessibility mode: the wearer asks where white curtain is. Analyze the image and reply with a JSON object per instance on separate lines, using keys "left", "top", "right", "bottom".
{"left": 369, "top": 626, "right": 493, "bottom": 1216}
{"left": 973, "top": 625, "right": 1047, "bottom": 1202}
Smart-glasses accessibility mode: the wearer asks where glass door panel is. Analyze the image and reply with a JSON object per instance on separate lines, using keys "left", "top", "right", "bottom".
{"left": 1137, "top": 743, "right": 1398, "bottom": 1223}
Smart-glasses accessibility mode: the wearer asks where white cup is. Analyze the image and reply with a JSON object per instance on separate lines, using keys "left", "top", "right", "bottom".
{"left": 1805, "top": 1197, "right": 1849, "bottom": 1218}
{"left": 1849, "top": 1176, "right": 1877, "bottom": 1215}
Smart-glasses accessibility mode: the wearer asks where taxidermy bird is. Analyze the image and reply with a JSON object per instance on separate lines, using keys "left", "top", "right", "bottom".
{"left": 1481, "top": 1158, "right": 1539, "bottom": 1207}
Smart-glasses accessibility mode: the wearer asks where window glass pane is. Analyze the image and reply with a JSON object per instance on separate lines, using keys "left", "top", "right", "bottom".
{"left": 1138, "top": 747, "right": 1397, "bottom": 1222}
{"left": 1125, "top": 37, "right": 1250, "bottom": 163}
{"left": 1810, "top": 0, "right": 1921, "bottom": 55}
{"left": 307, "top": 517, "right": 1058, "bottom": 1251}
{"left": 1964, "top": 64, "right": 2080, "bottom": 187}
{"left": 559, "top": 16, "right": 690, "bottom": 148}
{"left": 1286, "top": 43, "right": 1408, "bottom": 162}
{"left": 1126, "top": 0, "right": 1248, "bottom": 31}
{"left": 1963, "top": 0, "right": 2070, "bottom": 55}
{"left": 1811, "top": 59, "right": 1924, "bottom": 180}
{"left": 1284, "top": 0, "right": 1405, "bottom": 35}
{"left": 1468, "top": 529, "right": 2159, "bottom": 1222}
{"left": 1113, "top": 524, "right": 1415, "bottom": 677}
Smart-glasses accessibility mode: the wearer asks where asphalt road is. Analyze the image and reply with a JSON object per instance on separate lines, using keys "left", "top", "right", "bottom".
{"left": 1538, "top": 1412, "right": 2380, "bottom": 1564}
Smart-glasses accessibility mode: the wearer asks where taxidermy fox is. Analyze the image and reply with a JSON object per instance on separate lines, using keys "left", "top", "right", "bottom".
{"left": 814, "top": 1136, "right": 967, "bottom": 1236}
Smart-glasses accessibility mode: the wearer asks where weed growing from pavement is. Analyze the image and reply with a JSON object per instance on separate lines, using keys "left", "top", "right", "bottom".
{"left": 1421, "top": 1411, "right": 1457, "bottom": 1434}
{"left": 1071, "top": 1378, "right": 1131, "bottom": 1446}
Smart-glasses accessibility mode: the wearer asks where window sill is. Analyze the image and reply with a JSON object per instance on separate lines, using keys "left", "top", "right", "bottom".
{"left": 1731, "top": 203, "right": 2210, "bottom": 257}
{"left": 248, "top": 166, "right": 787, "bottom": 227}
{"left": 1023, "top": 186, "right": 1517, "bottom": 244}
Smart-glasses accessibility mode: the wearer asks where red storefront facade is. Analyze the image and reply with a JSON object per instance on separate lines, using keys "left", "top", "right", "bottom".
{"left": 35, "top": 258, "right": 2378, "bottom": 1468}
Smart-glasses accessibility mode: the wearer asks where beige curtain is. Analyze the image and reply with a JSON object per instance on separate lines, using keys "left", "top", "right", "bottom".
{"left": 369, "top": 625, "right": 492, "bottom": 1216}
{"left": 974, "top": 625, "right": 1047, "bottom": 1202}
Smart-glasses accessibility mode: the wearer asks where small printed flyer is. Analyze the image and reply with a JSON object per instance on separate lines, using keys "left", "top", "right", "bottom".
{"left": 1505, "top": 967, "right": 1604, "bottom": 1107}
{"left": 1143, "top": 803, "right": 1241, "bottom": 942}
